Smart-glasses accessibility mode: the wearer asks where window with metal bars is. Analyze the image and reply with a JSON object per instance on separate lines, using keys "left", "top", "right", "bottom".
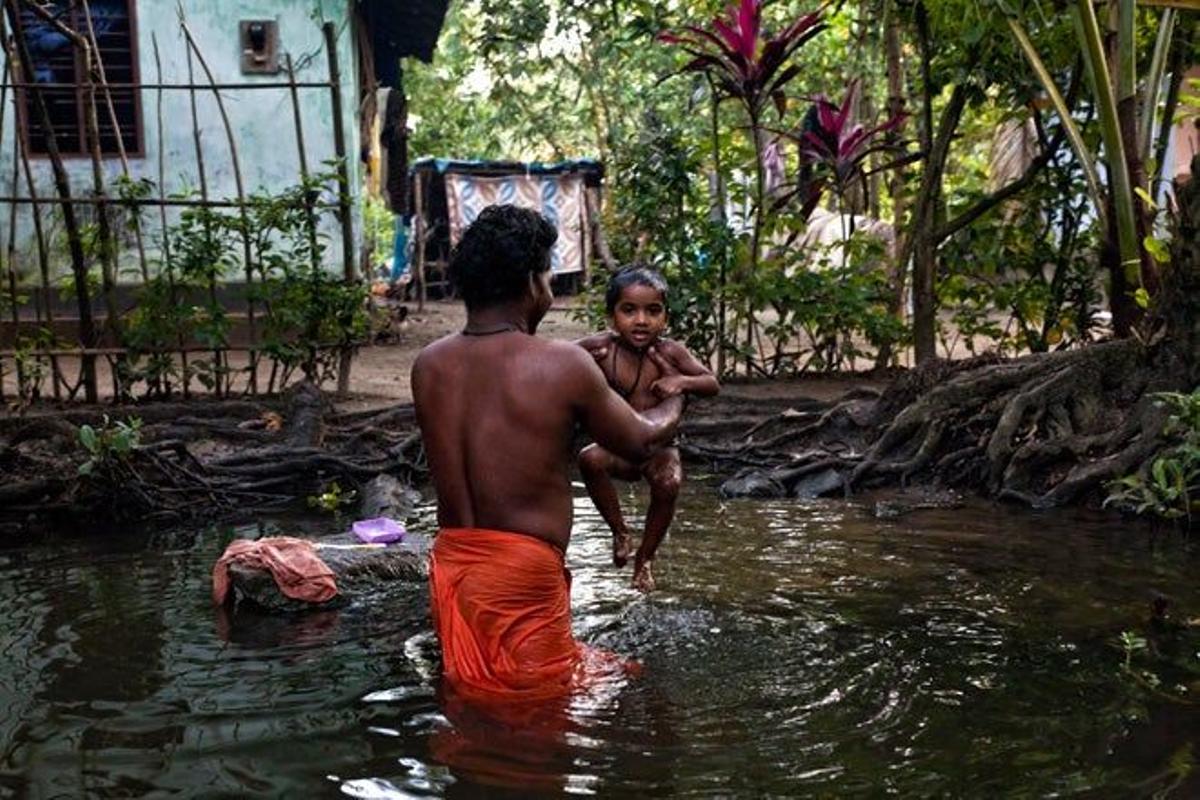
{"left": 18, "top": 0, "right": 141, "bottom": 156}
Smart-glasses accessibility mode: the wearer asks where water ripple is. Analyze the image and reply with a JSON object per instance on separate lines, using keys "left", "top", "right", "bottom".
{"left": 0, "top": 488, "right": 1196, "bottom": 796}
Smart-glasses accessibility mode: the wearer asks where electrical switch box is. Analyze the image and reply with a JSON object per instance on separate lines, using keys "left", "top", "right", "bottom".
{"left": 239, "top": 20, "right": 280, "bottom": 74}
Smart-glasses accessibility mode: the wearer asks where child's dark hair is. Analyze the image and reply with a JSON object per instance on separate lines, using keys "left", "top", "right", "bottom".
{"left": 448, "top": 204, "right": 557, "bottom": 309}
{"left": 605, "top": 264, "right": 669, "bottom": 313}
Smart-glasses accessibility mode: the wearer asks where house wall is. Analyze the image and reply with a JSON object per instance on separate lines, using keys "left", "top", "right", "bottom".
{"left": 0, "top": 0, "right": 362, "bottom": 285}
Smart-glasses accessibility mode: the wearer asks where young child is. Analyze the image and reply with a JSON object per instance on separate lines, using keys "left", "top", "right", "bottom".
{"left": 575, "top": 266, "right": 720, "bottom": 592}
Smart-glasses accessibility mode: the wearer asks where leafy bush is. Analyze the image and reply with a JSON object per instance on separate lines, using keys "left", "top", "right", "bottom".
{"left": 77, "top": 416, "right": 143, "bottom": 477}
{"left": 938, "top": 164, "right": 1102, "bottom": 356}
{"left": 119, "top": 172, "right": 369, "bottom": 396}
{"left": 1106, "top": 390, "right": 1200, "bottom": 526}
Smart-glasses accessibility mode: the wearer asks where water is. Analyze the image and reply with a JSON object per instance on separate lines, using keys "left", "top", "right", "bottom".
{"left": 2, "top": 484, "right": 1198, "bottom": 798}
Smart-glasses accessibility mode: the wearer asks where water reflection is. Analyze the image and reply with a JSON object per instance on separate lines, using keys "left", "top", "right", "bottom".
{"left": 0, "top": 487, "right": 1197, "bottom": 796}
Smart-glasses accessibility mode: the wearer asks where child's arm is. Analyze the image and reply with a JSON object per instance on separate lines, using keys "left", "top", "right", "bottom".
{"left": 650, "top": 340, "right": 720, "bottom": 399}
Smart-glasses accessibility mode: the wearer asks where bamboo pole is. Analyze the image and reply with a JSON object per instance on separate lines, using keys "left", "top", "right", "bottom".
{"left": 152, "top": 35, "right": 170, "bottom": 263}
{"left": 78, "top": 18, "right": 126, "bottom": 399}
{"left": 81, "top": 0, "right": 150, "bottom": 286}
{"left": 324, "top": 21, "right": 356, "bottom": 396}
{"left": 11, "top": 59, "right": 61, "bottom": 399}
{"left": 153, "top": 32, "right": 184, "bottom": 398}
{"left": 286, "top": 51, "right": 323, "bottom": 389}
{"left": 3, "top": 0, "right": 98, "bottom": 401}
{"left": 286, "top": 53, "right": 321, "bottom": 274}
{"left": 184, "top": 35, "right": 224, "bottom": 398}
{"left": 324, "top": 22, "right": 356, "bottom": 284}
{"left": 414, "top": 171, "right": 426, "bottom": 311}
{"left": 2, "top": 23, "right": 59, "bottom": 398}
{"left": 180, "top": 17, "right": 258, "bottom": 395}
{"left": 0, "top": 27, "right": 18, "bottom": 395}
{"left": 5, "top": 129, "right": 23, "bottom": 395}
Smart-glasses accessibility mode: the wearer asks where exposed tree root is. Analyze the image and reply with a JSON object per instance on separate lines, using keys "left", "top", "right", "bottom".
{"left": 687, "top": 337, "right": 1190, "bottom": 510}
{"left": 0, "top": 383, "right": 427, "bottom": 532}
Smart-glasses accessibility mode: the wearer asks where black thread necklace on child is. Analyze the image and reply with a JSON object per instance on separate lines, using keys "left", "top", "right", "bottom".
{"left": 610, "top": 341, "right": 647, "bottom": 400}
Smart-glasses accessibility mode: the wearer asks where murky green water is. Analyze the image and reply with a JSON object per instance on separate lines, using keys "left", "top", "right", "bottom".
{"left": 2, "top": 484, "right": 1198, "bottom": 798}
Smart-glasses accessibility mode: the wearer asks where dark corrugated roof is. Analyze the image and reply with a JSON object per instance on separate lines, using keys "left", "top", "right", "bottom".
{"left": 358, "top": 0, "right": 450, "bottom": 78}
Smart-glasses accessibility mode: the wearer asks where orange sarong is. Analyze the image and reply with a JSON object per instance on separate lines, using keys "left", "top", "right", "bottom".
{"left": 429, "top": 527, "right": 629, "bottom": 702}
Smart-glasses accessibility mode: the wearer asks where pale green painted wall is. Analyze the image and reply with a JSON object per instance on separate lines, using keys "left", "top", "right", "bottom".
{"left": 0, "top": 0, "right": 362, "bottom": 283}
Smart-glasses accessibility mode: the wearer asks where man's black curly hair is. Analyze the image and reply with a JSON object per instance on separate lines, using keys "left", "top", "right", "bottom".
{"left": 448, "top": 204, "right": 558, "bottom": 309}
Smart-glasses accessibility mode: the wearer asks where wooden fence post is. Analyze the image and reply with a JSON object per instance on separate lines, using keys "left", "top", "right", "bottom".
{"left": 324, "top": 21, "right": 357, "bottom": 396}
{"left": 3, "top": 0, "right": 98, "bottom": 402}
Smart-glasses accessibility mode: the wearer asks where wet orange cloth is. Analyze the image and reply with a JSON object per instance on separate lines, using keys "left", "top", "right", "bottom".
{"left": 429, "top": 528, "right": 628, "bottom": 702}
{"left": 211, "top": 537, "right": 338, "bottom": 606}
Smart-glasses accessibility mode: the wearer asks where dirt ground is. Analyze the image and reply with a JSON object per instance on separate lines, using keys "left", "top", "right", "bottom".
{"left": 1, "top": 299, "right": 888, "bottom": 414}
{"left": 339, "top": 301, "right": 594, "bottom": 411}
{"left": 339, "top": 300, "right": 886, "bottom": 413}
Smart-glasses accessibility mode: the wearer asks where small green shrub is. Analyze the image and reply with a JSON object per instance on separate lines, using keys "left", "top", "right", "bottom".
{"left": 1106, "top": 390, "right": 1200, "bottom": 526}
{"left": 77, "top": 416, "right": 143, "bottom": 477}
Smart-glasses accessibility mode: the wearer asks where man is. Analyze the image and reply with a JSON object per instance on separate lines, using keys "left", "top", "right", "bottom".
{"left": 412, "top": 205, "right": 683, "bottom": 702}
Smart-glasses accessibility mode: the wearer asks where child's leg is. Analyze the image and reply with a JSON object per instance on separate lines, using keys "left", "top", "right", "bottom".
{"left": 579, "top": 443, "right": 641, "bottom": 567}
{"left": 633, "top": 447, "right": 682, "bottom": 592}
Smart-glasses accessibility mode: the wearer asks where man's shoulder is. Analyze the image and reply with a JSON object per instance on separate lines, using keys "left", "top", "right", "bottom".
{"left": 412, "top": 333, "right": 460, "bottom": 373}
{"left": 537, "top": 336, "right": 597, "bottom": 368}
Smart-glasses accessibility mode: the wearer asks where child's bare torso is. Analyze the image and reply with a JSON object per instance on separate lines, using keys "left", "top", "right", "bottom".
{"left": 599, "top": 340, "right": 668, "bottom": 413}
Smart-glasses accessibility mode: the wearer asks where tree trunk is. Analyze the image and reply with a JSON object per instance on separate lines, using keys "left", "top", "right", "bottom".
{"left": 907, "top": 82, "right": 969, "bottom": 364}
{"left": 873, "top": 0, "right": 909, "bottom": 370}
{"left": 1165, "top": 155, "right": 1199, "bottom": 384}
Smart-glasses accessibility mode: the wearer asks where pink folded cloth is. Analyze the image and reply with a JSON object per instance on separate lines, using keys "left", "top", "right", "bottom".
{"left": 212, "top": 536, "right": 338, "bottom": 606}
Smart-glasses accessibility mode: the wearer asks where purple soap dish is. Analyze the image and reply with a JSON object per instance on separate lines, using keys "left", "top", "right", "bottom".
{"left": 352, "top": 517, "right": 406, "bottom": 545}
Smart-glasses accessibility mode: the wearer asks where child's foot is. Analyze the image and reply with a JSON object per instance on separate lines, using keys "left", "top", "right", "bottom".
{"left": 632, "top": 559, "right": 654, "bottom": 593}
{"left": 612, "top": 530, "right": 634, "bottom": 568}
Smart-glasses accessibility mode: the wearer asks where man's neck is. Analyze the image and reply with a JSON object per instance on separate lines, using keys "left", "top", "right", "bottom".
{"left": 464, "top": 305, "right": 530, "bottom": 336}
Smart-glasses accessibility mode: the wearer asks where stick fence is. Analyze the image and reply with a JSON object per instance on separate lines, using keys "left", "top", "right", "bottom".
{"left": 0, "top": 8, "right": 360, "bottom": 405}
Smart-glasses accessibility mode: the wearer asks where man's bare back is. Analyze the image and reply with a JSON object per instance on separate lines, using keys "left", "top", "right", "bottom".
{"left": 414, "top": 332, "right": 684, "bottom": 552}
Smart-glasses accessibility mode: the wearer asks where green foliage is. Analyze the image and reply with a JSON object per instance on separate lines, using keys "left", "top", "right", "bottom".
{"left": 1118, "top": 630, "right": 1149, "bottom": 672}
{"left": 405, "top": 0, "right": 1180, "bottom": 370}
{"left": 239, "top": 171, "right": 370, "bottom": 386}
{"left": 1181, "top": 78, "right": 1200, "bottom": 124}
{"left": 363, "top": 195, "right": 395, "bottom": 275}
{"left": 762, "top": 234, "right": 908, "bottom": 372}
{"left": 77, "top": 415, "right": 143, "bottom": 477}
{"left": 118, "top": 173, "right": 369, "bottom": 397}
{"left": 307, "top": 481, "right": 357, "bottom": 513}
{"left": 1106, "top": 390, "right": 1200, "bottom": 526}
{"left": 938, "top": 135, "right": 1104, "bottom": 356}
{"left": 11, "top": 329, "right": 56, "bottom": 405}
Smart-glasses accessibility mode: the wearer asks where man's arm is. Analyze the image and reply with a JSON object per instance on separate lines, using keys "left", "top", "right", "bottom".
{"left": 565, "top": 345, "right": 683, "bottom": 463}
{"left": 650, "top": 340, "right": 721, "bottom": 398}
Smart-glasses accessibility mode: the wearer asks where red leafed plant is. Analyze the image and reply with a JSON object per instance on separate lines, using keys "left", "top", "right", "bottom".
{"left": 792, "top": 80, "right": 909, "bottom": 192}
{"left": 658, "top": 0, "right": 824, "bottom": 122}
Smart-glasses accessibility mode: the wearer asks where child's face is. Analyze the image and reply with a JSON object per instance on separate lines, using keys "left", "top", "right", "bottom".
{"left": 609, "top": 283, "right": 667, "bottom": 349}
